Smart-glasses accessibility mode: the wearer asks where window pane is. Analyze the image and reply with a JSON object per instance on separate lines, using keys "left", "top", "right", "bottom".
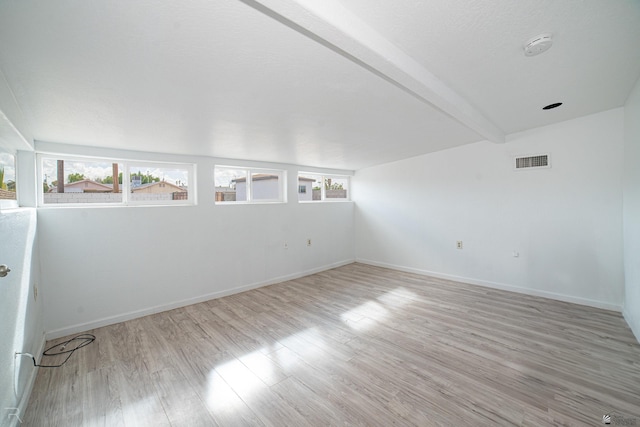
{"left": 251, "top": 171, "right": 282, "bottom": 201}
{"left": 42, "top": 158, "right": 123, "bottom": 204}
{"left": 0, "top": 152, "right": 17, "bottom": 201}
{"left": 324, "top": 176, "right": 349, "bottom": 200}
{"left": 215, "top": 168, "right": 246, "bottom": 202}
{"left": 129, "top": 165, "right": 189, "bottom": 202}
{"left": 298, "top": 174, "right": 322, "bottom": 202}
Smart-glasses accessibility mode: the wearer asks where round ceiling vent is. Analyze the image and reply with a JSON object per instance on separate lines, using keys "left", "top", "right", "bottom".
{"left": 523, "top": 33, "right": 553, "bottom": 57}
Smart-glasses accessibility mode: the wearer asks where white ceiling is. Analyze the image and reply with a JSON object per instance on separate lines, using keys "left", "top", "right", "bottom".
{"left": 0, "top": 0, "right": 638, "bottom": 170}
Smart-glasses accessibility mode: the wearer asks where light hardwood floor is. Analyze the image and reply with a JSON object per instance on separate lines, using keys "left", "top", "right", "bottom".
{"left": 24, "top": 263, "right": 640, "bottom": 426}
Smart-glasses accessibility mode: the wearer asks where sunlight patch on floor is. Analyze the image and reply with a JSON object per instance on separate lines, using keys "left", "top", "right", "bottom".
{"left": 377, "top": 287, "right": 417, "bottom": 308}
{"left": 278, "top": 327, "right": 327, "bottom": 360}
{"left": 117, "top": 395, "right": 164, "bottom": 424}
{"left": 341, "top": 301, "right": 388, "bottom": 331}
{"left": 341, "top": 287, "right": 416, "bottom": 331}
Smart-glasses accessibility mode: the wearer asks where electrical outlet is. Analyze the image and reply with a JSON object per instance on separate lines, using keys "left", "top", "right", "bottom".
{"left": 456, "top": 241, "right": 463, "bottom": 249}
{"left": 307, "top": 238, "right": 312, "bottom": 246}
{"left": 512, "top": 250, "right": 519, "bottom": 258}
{"left": 284, "top": 242, "right": 288, "bottom": 250}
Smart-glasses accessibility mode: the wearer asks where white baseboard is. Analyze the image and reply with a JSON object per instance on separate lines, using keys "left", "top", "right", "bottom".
{"left": 12, "top": 333, "right": 46, "bottom": 427}
{"left": 623, "top": 306, "right": 640, "bottom": 344}
{"left": 356, "top": 258, "right": 623, "bottom": 312}
{"left": 45, "top": 259, "right": 355, "bottom": 340}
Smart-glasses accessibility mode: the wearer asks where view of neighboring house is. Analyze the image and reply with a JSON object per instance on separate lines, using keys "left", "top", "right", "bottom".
{"left": 46, "top": 179, "right": 188, "bottom": 203}
{"left": 296, "top": 176, "right": 317, "bottom": 201}
{"left": 217, "top": 175, "right": 343, "bottom": 202}
{"left": 49, "top": 179, "right": 186, "bottom": 194}
{"left": 130, "top": 181, "right": 188, "bottom": 200}
{"left": 130, "top": 181, "right": 185, "bottom": 194}
{"left": 234, "top": 174, "right": 280, "bottom": 201}
{"left": 56, "top": 179, "right": 114, "bottom": 193}
{"left": 229, "top": 175, "right": 316, "bottom": 201}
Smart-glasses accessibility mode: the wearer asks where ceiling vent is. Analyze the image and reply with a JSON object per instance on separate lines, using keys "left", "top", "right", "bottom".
{"left": 515, "top": 154, "right": 550, "bottom": 170}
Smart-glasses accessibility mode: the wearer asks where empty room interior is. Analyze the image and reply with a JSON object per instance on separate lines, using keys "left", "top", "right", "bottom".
{"left": 1, "top": 1, "right": 640, "bottom": 426}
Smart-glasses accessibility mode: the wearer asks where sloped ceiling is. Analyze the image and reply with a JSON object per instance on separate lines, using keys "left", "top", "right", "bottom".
{"left": 0, "top": 0, "right": 638, "bottom": 170}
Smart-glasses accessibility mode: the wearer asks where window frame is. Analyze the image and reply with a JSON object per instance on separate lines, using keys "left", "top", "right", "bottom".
{"left": 215, "top": 166, "right": 287, "bottom": 205}
{"left": 297, "top": 172, "right": 350, "bottom": 203}
{"left": 37, "top": 153, "right": 196, "bottom": 207}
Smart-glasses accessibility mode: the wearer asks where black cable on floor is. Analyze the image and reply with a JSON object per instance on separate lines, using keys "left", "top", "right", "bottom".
{"left": 31, "top": 334, "right": 96, "bottom": 368}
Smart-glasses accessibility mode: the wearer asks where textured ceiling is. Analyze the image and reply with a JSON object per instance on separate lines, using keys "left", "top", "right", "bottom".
{"left": 341, "top": 0, "right": 640, "bottom": 134}
{"left": 0, "top": 0, "right": 638, "bottom": 170}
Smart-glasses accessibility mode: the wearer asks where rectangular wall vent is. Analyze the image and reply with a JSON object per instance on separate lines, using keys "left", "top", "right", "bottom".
{"left": 515, "top": 154, "right": 550, "bottom": 170}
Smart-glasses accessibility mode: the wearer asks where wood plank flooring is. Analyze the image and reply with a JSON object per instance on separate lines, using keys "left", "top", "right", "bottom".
{"left": 24, "top": 263, "right": 640, "bottom": 426}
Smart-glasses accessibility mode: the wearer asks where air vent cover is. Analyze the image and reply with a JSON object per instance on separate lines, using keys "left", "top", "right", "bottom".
{"left": 515, "top": 154, "right": 550, "bottom": 170}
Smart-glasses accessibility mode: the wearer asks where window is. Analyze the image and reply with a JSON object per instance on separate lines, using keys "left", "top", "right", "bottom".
{"left": 128, "top": 163, "right": 191, "bottom": 204}
{"left": 0, "top": 151, "right": 18, "bottom": 208}
{"left": 215, "top": 166, "right": 286, "bottom": 203}
{"left": 41, "top": 157, "right": 123, "bottom": 204}
{"left": 39, "top": 155, "right": 195, "bottom": 206}
{"left": 298, "top": 173, "right": 350, "bottom": 202}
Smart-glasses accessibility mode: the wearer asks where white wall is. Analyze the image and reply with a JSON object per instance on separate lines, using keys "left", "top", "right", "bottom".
{"left": 0, "top": 208, "right": 44, "bottom": 427}
{"left": 354, "top": 108, "right": 625, "bottom": 310}
{"left": 623, "top": 77, "right": 640, "bottom": 341}
{"left": 36, "top": 142, "right": 355, "bottom": 338}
